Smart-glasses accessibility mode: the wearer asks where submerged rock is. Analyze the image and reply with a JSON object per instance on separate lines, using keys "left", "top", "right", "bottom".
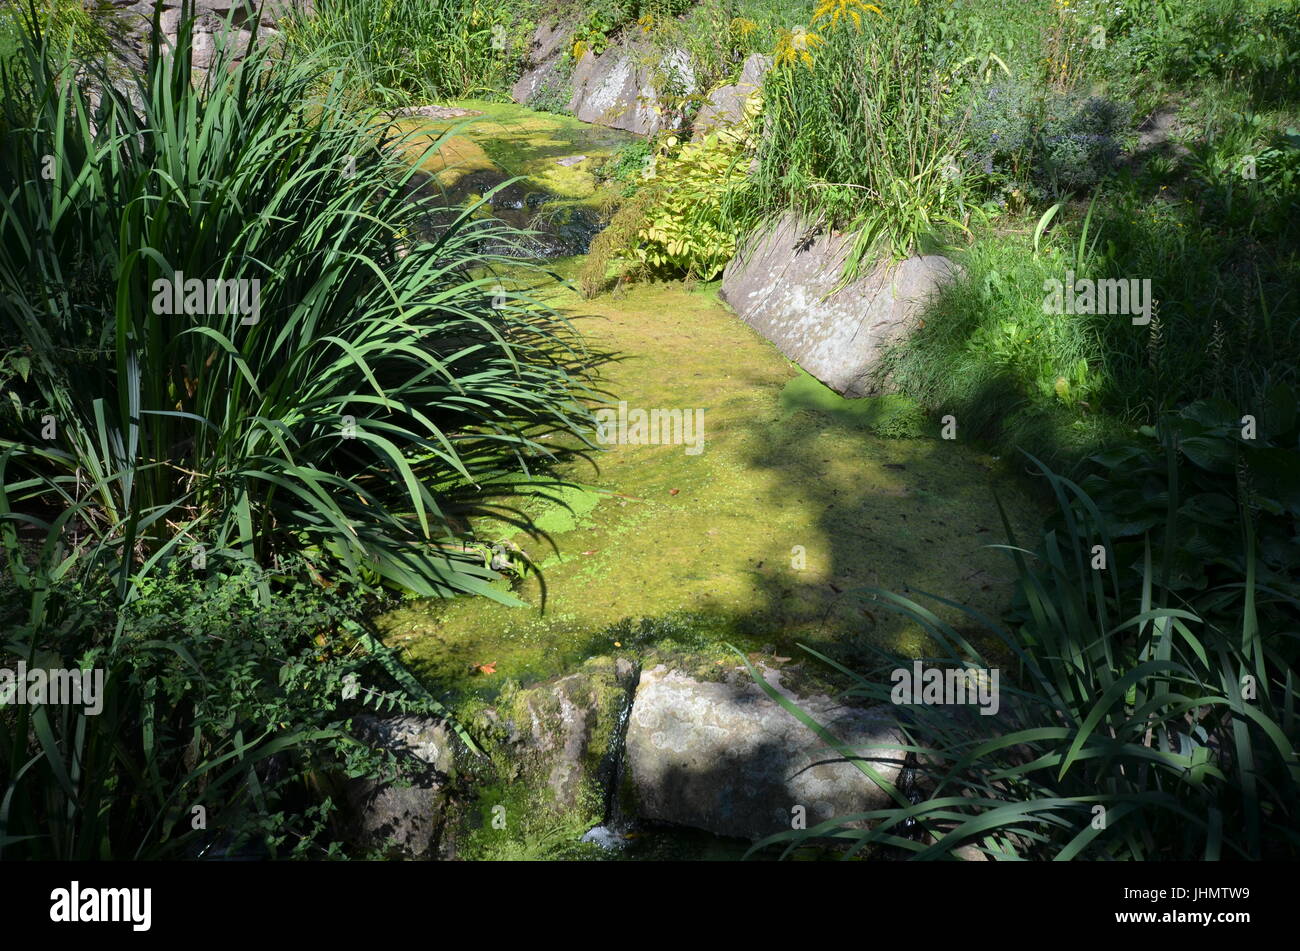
{"left": 720, "top": 213, "right": 957, "bottom": 397}
{"left": 388, "top": 104, "right": 485, "bottom": 120}
{"left": 623, "top": 664, "right": 907, "bottom": 841}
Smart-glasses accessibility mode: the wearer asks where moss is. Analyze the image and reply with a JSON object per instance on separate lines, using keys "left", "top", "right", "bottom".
{"left": 377, "top": 103, "right": 1044, "bottom": 716}
{"left": 779, "top": 369, "right": 930, "bottom": 439}
{"left": 388, "top": 100, "right": 641, "bottom": 204}
{"left": 382, "top": 275, "right": 1044, "bottom": 695}
{"left": 454, "top": 773, "right": 604, "bottom": 861}
{"left": 389, "top": 126, "right": 502, "bottom": 186}
{"left": 448, "top": 656, "right": 633, "bottom": 860}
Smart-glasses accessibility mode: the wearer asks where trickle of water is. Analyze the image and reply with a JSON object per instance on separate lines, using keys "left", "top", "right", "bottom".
{"left": 582, "top": 665, "right": 639, "bottom": 849}
{"left": 580, "top": 825, "right": 630, "bottom": 850}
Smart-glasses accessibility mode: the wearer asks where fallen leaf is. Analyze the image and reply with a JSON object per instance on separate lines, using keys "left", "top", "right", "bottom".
{"left": 476, "top": 662, "right": 497, "bottom": 675}
{"left": 669, "top": 488, "right": 680, "bottom": 495}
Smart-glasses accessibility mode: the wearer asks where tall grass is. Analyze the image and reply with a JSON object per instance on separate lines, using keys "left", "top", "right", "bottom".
{"left": 746, "top": 0, "right": 975, "bottom": 271}
{"left": 874, "top": 152, "right": 1299, "bottom": 467}
{"left": 747, "top": 445, "right": 1300, "bottom": 860}
{"left": 0, "top": 3, "right": 595, "bottom": 605}
{"left": 281, "top": 0, "right": 531, "bottom": 105}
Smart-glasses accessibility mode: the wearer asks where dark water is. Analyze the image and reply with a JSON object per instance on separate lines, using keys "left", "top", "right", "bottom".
{"left": 407, "top": 167, "right": 605, "bottom": 259}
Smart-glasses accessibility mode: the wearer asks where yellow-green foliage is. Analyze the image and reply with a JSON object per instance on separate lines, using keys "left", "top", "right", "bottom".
{"left": 0, "top": 0, "right": 107, "bottom": 65}
{"left": 619, "top": 103, "right": 759, "bottom": 280}
{"left": 577, "top": 187, "right": 655, "bottom": 298}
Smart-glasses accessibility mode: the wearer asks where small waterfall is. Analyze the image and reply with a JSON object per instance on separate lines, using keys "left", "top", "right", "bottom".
{"left": 581, "top": 663, "right": 640, "bottom": 850}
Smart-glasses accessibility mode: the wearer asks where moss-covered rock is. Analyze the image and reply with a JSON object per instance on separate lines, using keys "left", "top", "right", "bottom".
{"left": 475, "top": 655, "right": 636, "bottom": 813}
{"left": 447, "top": 655, "right": 638, "bottom": 860}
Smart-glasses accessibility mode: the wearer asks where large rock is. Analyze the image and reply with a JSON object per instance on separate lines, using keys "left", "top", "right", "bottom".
{"left": 510, "top": 20, "right": 573, "bottom": 104}
{"left": 720, "top": 214, "right": 958, "bottom": 397}
{"left": 524, "top": 20, "right": 569, "bottom": 66}
{"left": 557, "top": 45, "right": 694, "bottom": 135}
{"left": 345, "top": 714, "right": 462, "bottom": 860}
{"left": 512, "top": 58, "right": 563, "bottom": 107}
{"left": 623, "top": 664, "right": 908, "bottom": 840}
{"left": 692, "top": 53, "right": 769, "bottom": 139}
{"left": 105, "top": 0, "right": 302, "bottom": 75}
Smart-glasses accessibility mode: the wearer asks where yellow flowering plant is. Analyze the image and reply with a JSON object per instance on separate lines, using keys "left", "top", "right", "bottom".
{"left": 811, "top": 0, "right": 884, "bottom": 32}
{"left": 774, "top": 27, "right": 825, "bottom": 69}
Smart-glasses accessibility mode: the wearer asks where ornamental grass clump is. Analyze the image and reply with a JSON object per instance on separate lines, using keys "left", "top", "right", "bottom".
{"left": 0, "top": 3, "right": 595, "bottom": 603}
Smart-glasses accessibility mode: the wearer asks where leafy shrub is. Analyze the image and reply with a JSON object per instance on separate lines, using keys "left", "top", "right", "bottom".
{"left": 616, "top": 115, "right": 758, "bottom": 280}
{"left": 0, "top": 529, "right": 453, "bottom": 859}
{"left": 1079, "top": 392, "right": 1300, "bottom": 639}
{"left": 961, "top": 79, "right": 1132, "bottom": 200}
{"left": 0, "top": 0, "right": 108, "bottom": 71}
{"left": 525, "top": 58, "right": 574, "bottom": 114}
{"left": 1110, "top": 0, "right": 1300, "bottom": 106}
{"left": 1037, "top": 91, "right": 1131, "bottom": 192}
{"left": 1185, "top": 113, "right": 1300, "bottom": 235}
{"left": 596, "top": 139, "right": 654, "bottom": 192}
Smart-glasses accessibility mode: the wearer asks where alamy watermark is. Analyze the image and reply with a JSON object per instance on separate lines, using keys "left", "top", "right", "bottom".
{"left": 891, "top": 661, "right": 1000, "bottom": 716}
{"left": 151, "top": 271, "right": 260, "bottom": 325}
{"left": 50, "top": 882, "right": 151, "bottom": 931}
{"left": 0, "top": 663, "right": 104, "bottom": 715}
{"left": 594, "top": 401, "right": 705, "bottom": 455}
{"left": 1043, "top": 269, "right": 1152, "bottom": 325}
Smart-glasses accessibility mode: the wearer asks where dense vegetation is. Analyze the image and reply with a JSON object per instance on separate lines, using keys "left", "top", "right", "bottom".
{"left": 0, "top": 4, "right": 591, "bottom": 857}
{"left": 1, "top": 0, "right": 1295, "bottom": 861}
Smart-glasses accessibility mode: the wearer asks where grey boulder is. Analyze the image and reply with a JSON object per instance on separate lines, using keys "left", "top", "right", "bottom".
{"left": 479, "top": 655, "right": 638, "bottom": 813}
{"left": 345, "top": 714, "right": 461, "bottom": 860}
{"left": 623, "top": 664, "right": 908, "bottom": 840}
{"left": 720, "top": 213, "right": 958, "bottom": 397}
{"left": 565, "top": 45, "right": 695, "bottom": 135}
{"left": 692, "top": 53, "right": 769, "bottom": 139}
